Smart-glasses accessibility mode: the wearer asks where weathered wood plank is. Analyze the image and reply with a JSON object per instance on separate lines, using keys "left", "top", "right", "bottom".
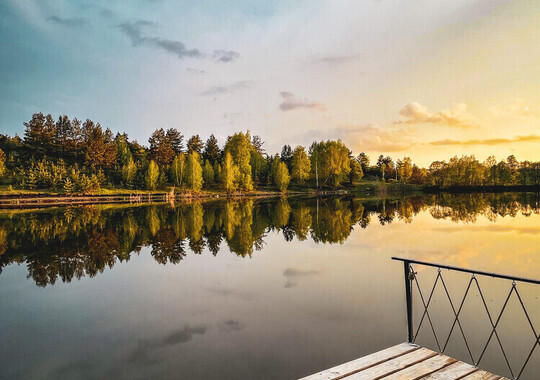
{"left": 459, "top": 371, "right": 501, "bottom": 380}
{"left": 380, "top": 354, "right": 456, "bottom": 380}
{"left": 299, "top": 343, "right": 420, "bottom": 380}
{"left": 417, "top": 361, "right": 478, "bottom": 379}
{"left": 344, "top": 347, "right": 437, "bottom": 380}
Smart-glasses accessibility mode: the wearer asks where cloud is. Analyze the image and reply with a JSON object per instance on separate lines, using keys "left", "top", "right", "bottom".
{"left": 298, "top": 123, "right": 417, "bottom": 153}
{"left": 283, "top": 268, "right": 320, "bottom": 288}
{"left": 487, "top": 98, "right": 536, "bottom": 120}
{"left": 129, "top": 325, "right": 207, "bottom": 364}
{"left": 279, "top": 92, "right": 326, "bottom": 112}
{"left": 204, "top": 286, "right": 252, "bottom": 300}
{"left": 213, "top": 50, "right": 240, "bottom": 63}
{"left": 186, "top": 67, "right": 206, "bottom": 74}
{"left": 395, "top": 102, "right": 478, "bottom": 129}
{"left": 118, "top": 20, "right": 202, "bottom": 59}
{"left": 218, "top": 319, "right": 245, "bottom": 333}
{"left": 429, "top": 134, "right": 540, "bottom": 146}
{"left": 316, "top": 54, "right": 360, "bottom": 65}
{"left": 47, "top": 16, "right": 88, "bottom": 27}
{"left": 200, "top": 80, "right": 251, "bottom": 96}
{"left": 99, "top": 9, "right": 115, "bottom": 19}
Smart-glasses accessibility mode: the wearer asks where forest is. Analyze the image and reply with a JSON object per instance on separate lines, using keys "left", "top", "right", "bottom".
{"left": 0, "top": 112, "right": 539, "bottom": 194}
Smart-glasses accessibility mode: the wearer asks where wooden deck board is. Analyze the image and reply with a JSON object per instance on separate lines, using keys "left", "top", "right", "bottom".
{"left": 417, "top": 362, "right": 478, "bottom": 379}
{"left": 299, "top": 343, "right": 419, "bottom": 380}
{"left": 344, "top": 348, "right": 437, "bottom": 380}
{"left": 299, "top": 344, "right": 503, "bottom": 380}
{"left": 380, "top": 354, "right": 457, "bottom": 380}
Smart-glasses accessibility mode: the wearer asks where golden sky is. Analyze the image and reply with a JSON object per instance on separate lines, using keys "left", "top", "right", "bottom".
{"left": 1, "top": 0, "right": 538, "bottom": 166}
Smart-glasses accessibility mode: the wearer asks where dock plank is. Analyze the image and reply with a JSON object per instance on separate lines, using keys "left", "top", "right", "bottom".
{"left": 378, "top": 354, "right": 456, "bottom": 380}
{"left": 344, "top": 348, "right": 437, "bottom": 380}
{"left": 417, "top": 361, "right": 478, "bottom": 379}
{"left": 300, "top": 344, "right": 505, "bottom": 380}
{"left": 299, "top": 343, "right": 419, "bottom": 380}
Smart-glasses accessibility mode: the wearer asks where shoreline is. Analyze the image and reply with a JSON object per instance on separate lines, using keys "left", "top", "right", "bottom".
{"left": 0, "top": 189, "right": 324, "bottom": 209}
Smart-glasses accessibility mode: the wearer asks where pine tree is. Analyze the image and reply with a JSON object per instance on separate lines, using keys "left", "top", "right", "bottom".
{"left": 203, "top": 134, "right": 221, "bottom": 163}
{"left": 166, "top": 128, "right": 184, "bottom": 154}
{"left": 187, "top": 135, "right": 204, "bottom": 154}
{"left": 149, "top": 128, "right": 175, "bottom": 167}
{"left": 63, "top": 178, "right": 75, "bottom": 194}
{"left": 280, "top": 145, "right": 293, "bottom": 170}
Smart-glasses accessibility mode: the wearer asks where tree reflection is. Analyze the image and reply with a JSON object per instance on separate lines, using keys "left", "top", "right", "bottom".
{"left": 0, "top": 192, "right": 539, "bottom": 286}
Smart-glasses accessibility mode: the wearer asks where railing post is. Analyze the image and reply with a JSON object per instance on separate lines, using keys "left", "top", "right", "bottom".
{"left": 404, "top": 260, "right": 413, "bottom": 343}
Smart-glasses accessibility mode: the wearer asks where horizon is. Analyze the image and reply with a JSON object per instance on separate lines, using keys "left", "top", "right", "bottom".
{"left": 1, "top": 0, "right": 539, "bottom": 166}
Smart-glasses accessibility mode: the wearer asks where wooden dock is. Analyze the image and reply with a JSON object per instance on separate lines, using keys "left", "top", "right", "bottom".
{"left": 300, "top": 343, "right": 506, "bottom": 380}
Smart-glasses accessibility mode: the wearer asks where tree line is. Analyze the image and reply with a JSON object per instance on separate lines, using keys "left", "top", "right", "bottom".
{"left": 0, "top": 112, "right": 538, "bottom": 194}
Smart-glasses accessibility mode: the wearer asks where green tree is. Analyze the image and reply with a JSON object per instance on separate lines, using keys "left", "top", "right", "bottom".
{"left": 221, "top": 152, "right": 239, "bottom": 193}
{"left": 397, "top": 157, "right": 413, "bottom": 183}
{"left": 146, "top": 160, "right": 159, "bottom": 190}
{"left": 348, "top": 158, "right": 363, "bottom": 184}
{"left": 291, "top": 146, "right": 311, "bottom": 184}
{"left": 166, "top": 128, "right": 184, "bottom": 154}
{"left": 224, "top": 132, "right": 253, "bottom": 191}
{"left": 203, "top": 159, "right": 214, "bottom": 185}
{"left": 55, "top": 115, "right": 71, "bottom": 156}
{"left": 149, "top": 128, "right": 175, "bottom": 167}
{"left": 185, "top": 152, "right": 203, "bottom": 192}
{"left": 309, "top": 140, "right": 350, "bottom": 187}
{"left": 274, "top": 161, "right": 290, "bottom": 192}
{"left": 24, "top": 113, "right": 56, "bottom": 157}
{"left": 203, "top": 134, "right": 221, "bottom": 163}
{"left": 85, "top": 125, "right": 117, "bottom": 169}
{"left": 251, "top": 135, "right": 265, "bottom": 155}
{"left": 0, "top": 149, "right": 6, "bottom": 177}
{"left": 280, "top": 145, "right": 293, "bottom": 170}
{"left": 357, "top": 152, "right": 370, "bottom": 173}
{"left": 213, "top": 160, "right": 221, "bottom": 182}
{"left": 187, "top": 135, "right": 204, "bottom": 154}
{"left": 122, "top": 157, "right": 137, "bottom": 188}
{"left": 116, "top": 133, "right": 132, "bottom": 166}
{"left": 170, "top": 153, "right": 186, "bottom": 187}
{"left": 63, "top": 178, "right": 75, "bottom": 194}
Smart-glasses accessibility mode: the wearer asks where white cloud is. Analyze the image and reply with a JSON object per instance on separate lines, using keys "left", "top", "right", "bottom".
{"left": 394, "top": 102, "right": 478, "bottom": 129}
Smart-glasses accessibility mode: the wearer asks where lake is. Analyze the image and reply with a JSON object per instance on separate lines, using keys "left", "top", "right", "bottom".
{"left": 1, "top": 193, "right": 539, "bottom": 379}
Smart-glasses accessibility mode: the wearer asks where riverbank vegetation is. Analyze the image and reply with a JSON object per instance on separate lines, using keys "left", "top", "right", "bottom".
{"left": 0, "top": 112, "right": 539, "bottom": 195}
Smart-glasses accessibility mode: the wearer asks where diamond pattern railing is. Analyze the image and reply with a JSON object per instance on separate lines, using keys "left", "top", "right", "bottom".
{"left": 393, "top": 257, "right": 540, "bottom": 380}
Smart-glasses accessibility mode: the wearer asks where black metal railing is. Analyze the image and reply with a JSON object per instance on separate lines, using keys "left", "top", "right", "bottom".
{"left": 393, "top": 257, "right": 540, "bottom": 380}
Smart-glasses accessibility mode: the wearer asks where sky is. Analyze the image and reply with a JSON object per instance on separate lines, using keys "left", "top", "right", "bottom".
{"left": 0, "top": 0, "right": 538, "bottom": 166}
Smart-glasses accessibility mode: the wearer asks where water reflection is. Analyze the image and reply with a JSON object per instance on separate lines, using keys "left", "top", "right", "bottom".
{"left": 1, "top": 192, "right": 539, "bottom": 287}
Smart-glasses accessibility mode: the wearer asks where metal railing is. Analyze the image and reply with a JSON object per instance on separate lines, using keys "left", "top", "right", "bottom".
{"left": 393, "top": 257, "right": 540, "bottom": 380}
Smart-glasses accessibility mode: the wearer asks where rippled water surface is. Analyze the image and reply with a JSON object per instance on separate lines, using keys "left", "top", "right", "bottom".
{"left": 1, "top": 193, "right": 539, "bottom": 379}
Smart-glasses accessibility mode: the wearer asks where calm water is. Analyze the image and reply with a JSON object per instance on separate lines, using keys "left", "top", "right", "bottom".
{"left": 1, "top": 193, "right": 539, "bottom": 379}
